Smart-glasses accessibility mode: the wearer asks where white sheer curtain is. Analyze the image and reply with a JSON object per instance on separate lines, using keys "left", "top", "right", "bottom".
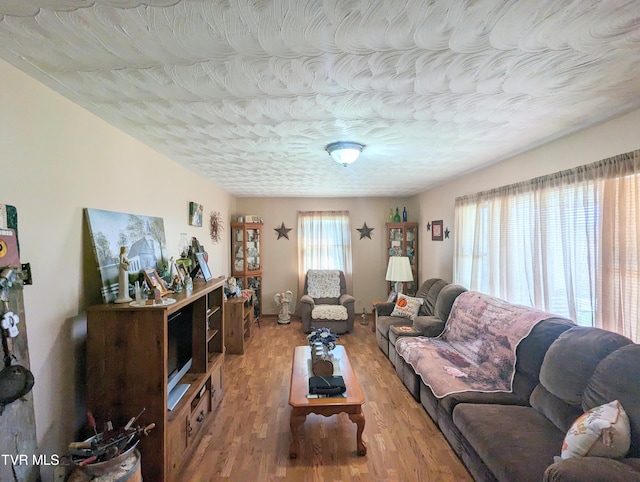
{"left": 297, "top": 211, "right": 352, "bottom": 301}
{"left": 454, "top": 150, "right": 640, "bottom": 341}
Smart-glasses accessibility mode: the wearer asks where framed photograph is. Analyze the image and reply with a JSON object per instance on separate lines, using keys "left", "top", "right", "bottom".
{"left": 431, "top": 220, "right": 443, "bottom": 241}
{"left": 176, "top": 263, "right": 188, "bottom": 282}
{"left": 189, "top": 202, "right": 203, "bottom": 227}
{"left": 195, "top": 251, "right": 213, "bottom": 282}
{"left": 144, "top": 268, "right": 170, "bottom": 295}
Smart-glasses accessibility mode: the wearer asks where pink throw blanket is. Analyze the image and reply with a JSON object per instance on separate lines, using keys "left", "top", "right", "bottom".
{"left": 395, "top": 291, "right": 559, "bottom": 398}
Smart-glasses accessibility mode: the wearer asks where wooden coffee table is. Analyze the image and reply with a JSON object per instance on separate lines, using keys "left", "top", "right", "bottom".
{"left": 288, "top": 345, "right": 366, "bottom": 458}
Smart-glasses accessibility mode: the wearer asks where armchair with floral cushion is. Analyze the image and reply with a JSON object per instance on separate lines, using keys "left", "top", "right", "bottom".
{"left": 300, "top": 270, "right": 355, "bottom": 334}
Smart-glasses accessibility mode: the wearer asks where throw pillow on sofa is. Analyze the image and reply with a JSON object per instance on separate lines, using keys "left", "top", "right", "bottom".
{"left": 561, "top": 399, "right": 631, "bottom": 459}
{"left": 390, "top": 293, "right": 423, "bottom": 321}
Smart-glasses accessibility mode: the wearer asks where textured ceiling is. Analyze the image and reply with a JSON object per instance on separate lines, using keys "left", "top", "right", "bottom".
{"left": 1, "top": 1, "right": 639, "bottom": 197}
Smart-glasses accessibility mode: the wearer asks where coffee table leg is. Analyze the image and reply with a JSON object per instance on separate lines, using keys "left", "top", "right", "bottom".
{"left": 348, "top": 411, "right": 367, "bottom": 456}
{"left": 289, "top": 410, "right": 306, "bottom": 458}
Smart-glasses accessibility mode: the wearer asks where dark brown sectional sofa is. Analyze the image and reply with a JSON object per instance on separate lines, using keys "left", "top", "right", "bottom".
{"left": 375, "top": 278, "right": 467, "bottom": 358}
{"left": 375, "top": 280, "right": 640, "bottom": 481}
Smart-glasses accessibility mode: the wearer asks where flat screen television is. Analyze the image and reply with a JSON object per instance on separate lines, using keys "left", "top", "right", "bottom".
{"left": 167, "top": 307, "right": 193, "bottom": 410}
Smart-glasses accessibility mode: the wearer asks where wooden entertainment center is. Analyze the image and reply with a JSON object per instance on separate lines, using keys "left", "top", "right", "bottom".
{"left": 86, "top": 277, "right": 225, "bottom": 482}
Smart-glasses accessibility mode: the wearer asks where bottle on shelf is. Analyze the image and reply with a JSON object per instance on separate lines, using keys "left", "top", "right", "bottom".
{"left": 402, "top": 207, "right": 408, "bottom": 222}
{"left": 394, "top": 208, "right": 401, "bottom": 222}
{"left": 388, "top": 208, "right": 394, "bottom": 222}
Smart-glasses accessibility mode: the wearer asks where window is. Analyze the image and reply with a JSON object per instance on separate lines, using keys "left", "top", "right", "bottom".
{"left": 297, "top": 211, "right": 352, "bottom": 275}
{"left": 454, "top": 150, "right": 640, "bottom": 342}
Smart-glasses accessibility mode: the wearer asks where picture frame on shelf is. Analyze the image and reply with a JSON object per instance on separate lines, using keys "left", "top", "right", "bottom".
{"left": 176, "top": 263, "right": 188, "bottom": 282}
{"left": 195, "top": 251, "right": 213, "bottom": 282}
{"left": 431, "top": 220, "right": 444, "bottom": 241}
{"left": 144, "top": 268, "right": 170, "bottom": 295}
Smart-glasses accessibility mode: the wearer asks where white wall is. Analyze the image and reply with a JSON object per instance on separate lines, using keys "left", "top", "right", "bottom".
{"left": 415, "top": 108, "right": 640, "bottom": 282}
{"left": 235, "top": 197, "right": 417, "bottom": 315}
{"left": 0, "top": 58, "right": 235, "bottom": 474}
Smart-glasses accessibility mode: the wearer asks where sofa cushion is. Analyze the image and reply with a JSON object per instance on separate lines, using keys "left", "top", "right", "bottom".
{"left": 510, "top": 318, "right": 575, "bottom": 402}
{"left": 453, "top": 403, "right": 565, "bottom": 482}
{"left": 311, "top": 304, "right": 348, "bottom": 320}
{"left": 425, "top": 279, "right": 450, "bottom": 314}
{"left": 433, "top": 284, "right": 467, "bottom": 321}
{"left": 440, "top": 386, "right": 529, "bottom": 417}
{"left": 561, "top": 399, "right": 630, "bottom": 460}
{"left": 539, "top": 327, "right": 632, "bottom": 405}
{"left": 530, "top": 384, "right": 584, "bottom": 433}
{"left": 515, "top": 318, "right": 576, "bottom": 382}
{"left": 374, "top": 301, "right": 395, "bottom": 317}
{"left": 390, "top": 293, "right": 423, "bottom": 321}
{"left": 583, "top": 344, "right": 640, "bottom": 457}
{"left": 388, "top": 325, "right": 421, "bottom": 346}
{"left": 415, "top": 278, "right": 444, "bottom": 315}
{"left": 412, "top": 315, "right": 446, "bottom": 337}
{"left": 376, "top": 315, "right": 411, "bottom": 339}
{"left": 414, "top": 278, "right": 439, "bottom": 299}
{"left": 544, "top": 457, "right": 640, "bottom": 482}
{"left": 418, "top": 278, "right": 449, "bottom": 316}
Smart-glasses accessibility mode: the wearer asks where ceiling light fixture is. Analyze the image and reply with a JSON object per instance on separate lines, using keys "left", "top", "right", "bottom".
{"left": 326, "top": 141, "right": 365, "bottom": 167}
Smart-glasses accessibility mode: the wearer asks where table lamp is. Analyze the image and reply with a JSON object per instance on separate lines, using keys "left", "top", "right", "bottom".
{"left": 385, "top": 256, "right": 413, "bottom": 294}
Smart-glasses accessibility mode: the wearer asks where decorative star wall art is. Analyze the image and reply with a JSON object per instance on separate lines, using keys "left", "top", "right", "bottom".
{"left": 426, "top": 222, "right": 431, "bottom": 231}
{"left": 274, "top": 222, "right": 292, "bottom": 240}
{"left": 357, "top": 222, "right": 374, "bottom": 239}
{"left": 445, "top": 227, "right": 451, "bottom": 239}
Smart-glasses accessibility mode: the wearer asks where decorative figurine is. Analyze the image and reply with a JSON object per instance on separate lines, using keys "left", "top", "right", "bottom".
{"left": 115, "top": 246, "right": 133, "bottom": 303}
{"left": 225, "top": 277, "right": 241, "bottom": 298}
{"left": 172, "top": 274, "right": 183, "bottom": 293}
{"left": 274, "top": 290, "right": 293, "bottom": 324}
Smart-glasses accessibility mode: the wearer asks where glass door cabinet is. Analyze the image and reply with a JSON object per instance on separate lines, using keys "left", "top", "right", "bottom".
{"left": 231, "top": 222, "right": 262, "bottom": 319}
{"left": 386, "top": 222, "right": 419, "bottom": 296}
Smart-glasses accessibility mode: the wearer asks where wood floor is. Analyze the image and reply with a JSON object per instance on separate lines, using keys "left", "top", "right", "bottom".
{"left": 180, "top": 316, "right": 473, "bottom": 481}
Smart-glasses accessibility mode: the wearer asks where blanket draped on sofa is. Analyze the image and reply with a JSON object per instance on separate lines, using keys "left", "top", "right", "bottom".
{"left": 395, "top": 291, "right": 560, "bottom": 397}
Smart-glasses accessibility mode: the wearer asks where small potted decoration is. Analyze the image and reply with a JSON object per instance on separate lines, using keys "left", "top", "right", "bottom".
{"left": 307, "top": 327, "right": 338, "bottom": 376}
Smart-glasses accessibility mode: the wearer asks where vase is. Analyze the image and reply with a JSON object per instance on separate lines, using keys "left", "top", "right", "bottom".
{"left": 393, "top": 208, "right": 401, "bottom": 222}
{"left": 310, "top": 341, "right": 334, "bottom": 376}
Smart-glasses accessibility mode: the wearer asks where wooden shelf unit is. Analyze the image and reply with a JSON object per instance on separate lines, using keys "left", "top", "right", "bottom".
{"left": 86, "top": 277, "right": 226, "bottom": 482}
{"left": 224, "top": 292, "right": 254, "bottom": 354}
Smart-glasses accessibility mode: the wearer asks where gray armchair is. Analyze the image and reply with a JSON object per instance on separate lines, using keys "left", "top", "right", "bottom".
{"left": 300, "top": 270, "right": 355, "bottom": 334}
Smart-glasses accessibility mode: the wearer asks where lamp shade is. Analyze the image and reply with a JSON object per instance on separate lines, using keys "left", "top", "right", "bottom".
{"left": 385, "top": 256, "right": 413, "bottom": 282}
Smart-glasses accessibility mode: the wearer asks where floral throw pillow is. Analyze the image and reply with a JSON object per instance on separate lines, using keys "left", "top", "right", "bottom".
{"left": 390, "top": 293, "right": 423, "bottom": 321}
{"left": 561, "top": 400, "right": 631, "bottom": 459}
